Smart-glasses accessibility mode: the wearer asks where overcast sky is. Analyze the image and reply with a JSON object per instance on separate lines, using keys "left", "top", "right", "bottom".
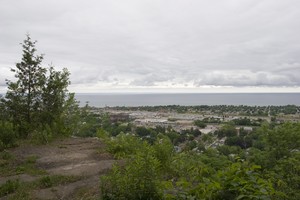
{"left": 1, "top": 0, "right": 300, "bottom": 93}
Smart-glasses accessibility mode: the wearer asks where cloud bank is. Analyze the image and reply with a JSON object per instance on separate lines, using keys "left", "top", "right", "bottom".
{"left": 0, "top": 0, "right": 300, "bottom": 92}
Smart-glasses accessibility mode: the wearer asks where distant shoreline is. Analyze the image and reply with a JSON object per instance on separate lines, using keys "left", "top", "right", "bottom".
{"left": 75, "top": 93, "right": 300, "bottom": 107}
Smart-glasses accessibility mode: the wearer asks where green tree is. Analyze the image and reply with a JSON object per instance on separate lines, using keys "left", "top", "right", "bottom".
{"left": 40, "top": 66, "right": 79, "bottom": 136}
{"left": 0, "top": 98, "right": 8, "bottom": 122}
{"left": 41, "top": 67, "right": 70, "bottom": 125}
{"left": 4, "top": 34, "right": 46, "bottom": 136}
{"left": 194, "top": 120, "right": 206, "bottom": 128}
{"left": 266, "top": 122, "right": 300, "bottom": 161}
{"left": 216, "top": 124, "right": 237, "bottom": 138}
{"left": 3, "top": 35, "right": 79, "bottom": 140}
{"left": 209, "top": 162, "right": 275, "bottom": 200}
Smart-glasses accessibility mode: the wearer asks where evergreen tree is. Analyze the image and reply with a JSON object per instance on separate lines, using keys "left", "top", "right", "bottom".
{"left": 5, "top": 34, "right": 46, "bottom": 136}
{"left": 3, "top": 34, "right": 79, "bottom": 139}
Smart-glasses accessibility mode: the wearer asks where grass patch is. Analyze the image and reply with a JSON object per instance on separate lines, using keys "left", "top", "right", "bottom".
{"left": 15, "top": 155, "right": 47, "bottom": 176}
{"left": 0, "top": 151, "right": 14, "bottom": 171}
{"left": 0, "top": 154, "right": 47, "bottom": 177}
{"left": 0, "top": 175, "right": 83, "bottom": 199}
{"left": 73, "top": 186, "right": 98, "bottom": 200}
{"left": 0, "top": 150, "right": 14, "bottom": 160}
{"left": 25, "top": 155, "right": 38, "bottom": 164}
{"left": 0, "top": 151, "right": 16, "bottom": 176}
{"left": 0, "top": 179, "right": 20, "bottom": 197}
{"left": 8, "top": 190, "right": 31, "bottom": 200}
{"left": 36, "top": 175, "right": 83, "bottom": 189}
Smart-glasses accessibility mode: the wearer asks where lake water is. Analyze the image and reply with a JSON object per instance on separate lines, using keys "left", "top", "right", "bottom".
{"left": 75, "top": 93, "right": 300, "bottom": 107}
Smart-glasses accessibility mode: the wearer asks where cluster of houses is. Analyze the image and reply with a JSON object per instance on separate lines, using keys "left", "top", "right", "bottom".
{"left": 108, "top": 110, "right": 222, "bottom": 135}
{"left": 105, "top": 109, "right": 259, "bottom": 134}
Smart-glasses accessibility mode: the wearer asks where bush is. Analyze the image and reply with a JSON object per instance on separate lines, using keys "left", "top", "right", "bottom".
{"left": 0, "top": 121, "right": 16, "bottom": 149}
{"left": 209, "top": 162, "right": 276, "bottom": 200}
{"left": 30, "top": 125, "right": 53, "bottom": 144}
{"left": 194, "top": 120, "right": 206, "bottom": 128}
{"left": 153, "top": 135, "right": 174, "bottom": 171}
{"left": 105, "top": 133, "right": 145, "bottom": 159}
{"left": 100, "top": 144, "right": 163, "bottom": 200}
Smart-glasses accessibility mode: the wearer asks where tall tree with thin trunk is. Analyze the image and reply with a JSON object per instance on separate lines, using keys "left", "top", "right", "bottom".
{"left": 5, "top": 34, "right": 46, "bottom": 136}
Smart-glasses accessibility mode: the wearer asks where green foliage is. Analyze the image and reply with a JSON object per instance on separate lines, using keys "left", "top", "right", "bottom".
{"left": 266, "top": 122, "right": 300, "bottom": 160}
{"left": 105, "top": 133, "right": 145, "bottom": 159}
{"left": 181, "top": 128, "right": 201, "bottom": 138}
{"left": 94, "top": 110, "right": 300, "bottom": 199}
{"left": 165, "top": 159, "right": 276, "bottom": 199}
{"left": 0, "top": 121, "right": 16, "bottom": 149}
{"left": 30, "top": 125, "right": 53, "bottom": 144}
{"left": 170, "top": 152, "right": 210, "bottom": 181}
{"left": 0, "top": 150, "right": 14, "bottom": 160}
{"left": 153, "top": 135, "right": 174, "bottom": 172}
{"left": 217, "top": 145, "right": 242, "bottom": 156}
{"left": 0, "top": 99, "right": 8, "bottom": 122}
{"left": 165, "top": 131, "right": 180, "bottom": 145}
{"left": 216, "top": 124, "right": 237, "bottom": 138}
{"left": 233, "top": 117, "right": 260, "bottom": 126}
{"left": 271, "top": 152, "right": 300, "bottom": 200}
{"left": 225, "top": 135, "right": 252, "bottom": 149}
{"left": 14, "top": 155, "right": 46, "bottom": 176}
{"left": 41, "top": 67, "right": 70, "bottom": 124}
{"left": 96, "top": 128, "right": 110, "bottom": 140}
{"left": 37, "top": 175, "right": 81, "bottom": 189}
{"left": 73, "top": 104, "right": 101, "bottom": 137}
{"left": 101, "top": 143, "right": 163, "bottom": 200}
{"left": 202, "top": 117, "right": 222, "bottom": 124}
{"left": 38, "top": 176, "right": 52, "bottom": 188}
{"left": 0, "top": 179, "right": 20, "bottom": 197}
{"left": 99, "top": 113, "right": 133, "bottom": 138}
{"left": 194, "top": 120, "right": 206, "bottom": 128}
{"left": 0, "top": 154, "right": 46, "bottom": 177}
{"left": 200, "top": 148, "right": 232, "bottom": 171}
{"left": 61, "top": 93, "right": 81, "bottom": 135}
{"left": 183, "top": 140, "right": 198, "bottom": 151}
{"left": 136, "top": 126, "right": 153, "bottom": 137}
{"left": 210, "top": 162, "right": 275, "bottom": 200}
{"left": 4, "top": 34, "right": 46, "bottom": 137}
{"left": 100, "top": 122, "right": 300, "bottom": 199}
{"left": 2, "top": 35, "right": 79, "bottom": 142}
{"left": 0, "top": 175, "right": 81, "bottom": 199}
{"left": 245, "top": 123, "right": 300, "bottom": 198}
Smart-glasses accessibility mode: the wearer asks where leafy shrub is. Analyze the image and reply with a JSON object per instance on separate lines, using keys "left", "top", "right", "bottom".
{"left": 101, "top": 144, "right": 163, "bottom": 200}
{"left": 209, "top": 162, "right": 276, "bottom": 200}
{"left": 30, "top": 125, "right": 53, "bottom": 144}
{"left": 105, "top": 133, "right": 144, "bottom": 159}
{"left": 0, "top": 121, "right": 16, "bottom": 149}
{"left": 153, "top": 135, "right": 174, "bottom": 171}
{"left": 194, "top": 120, "right": 206, "bottom": 128}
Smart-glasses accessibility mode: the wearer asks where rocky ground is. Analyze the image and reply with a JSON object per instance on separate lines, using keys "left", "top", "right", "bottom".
{"left": 0, "top": 137, "right": 115, "bottom": 199}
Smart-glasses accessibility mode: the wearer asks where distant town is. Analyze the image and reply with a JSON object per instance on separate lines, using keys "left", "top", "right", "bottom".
{"left": 92, "top": 104, "right": 300, "bottom": 132}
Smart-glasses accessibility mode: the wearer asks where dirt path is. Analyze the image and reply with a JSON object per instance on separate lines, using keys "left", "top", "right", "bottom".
{"left": 0, "top": 137, "right": 115, "bottom": 199}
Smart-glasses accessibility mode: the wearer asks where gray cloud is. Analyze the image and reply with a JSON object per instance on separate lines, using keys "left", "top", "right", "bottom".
{"left": 1, "top": 0, "right": 300, "bottom": 92}
{"left": 194, "top": 70, "right": 296, "bottom": 87}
